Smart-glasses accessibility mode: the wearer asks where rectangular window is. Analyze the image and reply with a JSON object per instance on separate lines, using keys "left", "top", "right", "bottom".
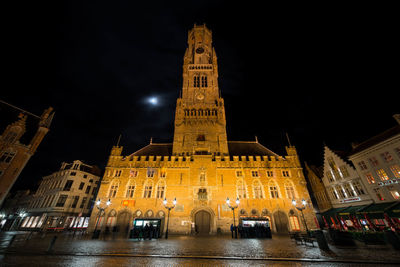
{"left": 266, "top": 171, "right": 273, "bottom": 177}
{"left": 159, "top": 171, "right": 166, "bottom": 178}
{"left": 326, "top": 171, "right": 334, "bottom": 182}
{"left": 114, "top": 170, "right": 122, "bottom": 177}
{"left": 85, "top": 185, "right": 91, "bottom": 194}
{"left": 126, "top": 185, "right": 135, "bottom": 198}
{"left": 358, "top": 161, "right": 368, "bottom": 170}
{"left": 236, "top": 171, "right": 243, "bottom": 177}
{"left": 129, "top": 169, "right": 138, "bottom": 178}
{"left": 0, "top": 151, "right": 16, "bottom": 163}
{"left": 55, "top": 195, "right": 68, "bottom": 207}
{"left": 109, "top": 185, "right": 118, "bottom": 198}
{"left": 365, "top": 173, "right": 375, "bottom": 184}
{"left": 336, "top": 186, "right": 346, "bottom": 198}
{"left": 380, "top": 152, "right": 393, "bottom": 162}
{"left": 343, "top": 183, "right": 355, "bottom": 197}
{"left": 269, "top": 186, "right": 279, "bottom": 198}
{"left": 63, "top": 180, "right": 73, "bottom": 191}
{"left": 390, "top": 165, "right": 400, "bottom": 178}
{"left": 330, "top": 188, "right": 339, "bottom": 199}
{"left": 156, "top": 186, "right": 165, "bottom": 199}
{"left": 147, "top": 169, "right": 155, "bottom": 178}
{"left": 289, "top": 216, "right": 300, "bottom": 231}
{"left": 251, "top": 171, "right": 259, "bottom": 177}
{"left": 144, "top": 186, "right": 152, "bottom": 198}
{"left": 282, "top": 171, "right": 290, "bottom": 177}
{"left": 369, "top": 157, "right": 379, "bottom": 167}
{"left": 80, "top": 197, "right": 87, "bottom": 209}
{"left": 71, "top": 196, "right": 79, "bottom": 208}
{"left": 352, "top": 180, "right": 365, "bottom": 195}
{"left": 339, "top": 166, "right": 349, "bottom": 178}
{"left": 70, "top": 172, "right": 76, "bottom": 176}
{"left": 79, "top": 182, "right": 85, "bottom": 190}
{"left": 390, "top": 190, "right": 400, "bottom": 200}
{"left": 376, "top": 169, "right": 389, "bottom": 181}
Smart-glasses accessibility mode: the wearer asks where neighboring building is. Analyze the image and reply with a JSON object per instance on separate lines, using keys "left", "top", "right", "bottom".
{"left": 0, "top": 107, "right": 54, "bottom": 206}
{"left": 322, "top": 146, "right": 373, "bottom": 209}
{"left": 20, "top": 160, "right": 101, "bottom": 231}
{"left": 348, "top": 115, "right": 400, "bottom": 204}
{"left": 0, "top": 190, "right": 33, "bottom": 230}
{"left": 304, "top": 163, "right": 332, "bottom": 213}
{"left": 88, "top": 24, "right": 317, "bottom": 238}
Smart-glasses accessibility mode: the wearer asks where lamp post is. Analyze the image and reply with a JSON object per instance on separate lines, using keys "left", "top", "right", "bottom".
{"left": 292, "top": 198, "right": 309, "bottom": 235}
{"left": 162, "top": 197, "right": 176, "bottom": 239}
{"left": 92, "top": 198, "right": 111, "bottom": 239}
{"left": 226, "top": 197, "right": 240, "bottom": 239}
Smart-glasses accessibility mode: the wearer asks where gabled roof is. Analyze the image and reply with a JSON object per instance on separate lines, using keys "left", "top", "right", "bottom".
{"left": 349, "top": 125, "right": 400, "bottom": 156}
{"left": 228, "top": 141, "right": 279, "bottom": 157}
{"left": 128, "top": 141, "right": 279, "bottom": 157}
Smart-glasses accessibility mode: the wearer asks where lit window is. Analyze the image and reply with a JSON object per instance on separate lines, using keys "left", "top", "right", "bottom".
{"left": 129, "top": 169, "right": 138, "bottom": 178}
{"left": 329, "top": 187, "right": 339, "bottom": 199}
{"left": 376, "top": 169, "right": 389, "bottom": 181}
{"left": 335, "top": 185, "right": 346, "bottom": 198}
{"left": 352, "top": 180, "right": 366, "bottom": 195}
{"left": 390, "top": 191, "right": 400, "bottom": 200}
{"left": 143, "top": 180, "right": 153, "bottom": 198}
{"left": 389, "top": 165, "right": 400, "bottom": 178}
{"left": 343, "top": 183, "right": 355, "bottom": 197}
{"left": 289, "top": 216, "right": 300, "bottom": 231}
{"left": 365, "top": 173, "right": 375, "bottom": 184}
{"left": 326, "top": 171, "right": 334, "bottom": 182}
{"left": 339, "top": 165, "right": 349, "bottom": 178}
{"left": 156, "top": 181, "right": 165, "bottom": 199}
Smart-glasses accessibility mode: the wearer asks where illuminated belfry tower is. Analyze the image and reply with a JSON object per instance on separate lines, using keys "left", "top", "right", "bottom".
{"left": 172, "top": 24, "right": 228, "bottom": 156}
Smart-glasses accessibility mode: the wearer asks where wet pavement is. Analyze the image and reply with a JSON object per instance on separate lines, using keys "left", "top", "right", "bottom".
{"left": 1, "top": 231, "right": 400, "bottom": 266}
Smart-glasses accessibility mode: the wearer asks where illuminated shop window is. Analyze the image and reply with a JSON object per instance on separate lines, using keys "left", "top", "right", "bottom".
{"left": 365, "top": 173, "right": 375, "bottom": 184}
{"left": 376, "top": 169, "right": 389, "bottom": 181}
{"left": 390, "top": 165, "right": 400, "bottom": 178}
{"left": 390, "top": 190, "right": 400, "bottom": 200}
{"left": 289, "top": 216, "right": 300, "bottom": 231}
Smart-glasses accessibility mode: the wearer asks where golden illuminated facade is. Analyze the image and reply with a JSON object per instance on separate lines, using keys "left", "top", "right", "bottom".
{"left": 0, "top": 108, "right": 54, "bottom": 207}
{"left": 88, "top": 24, "right": 317, "bottom": 236}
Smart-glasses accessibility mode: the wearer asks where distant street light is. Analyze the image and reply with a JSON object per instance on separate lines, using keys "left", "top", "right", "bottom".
{"left": 92, "top": 198, "right": 111, "bottom": 239}
{"left": 162, "top": 197, "right": 176, "bottom": 239}
{"left": 226, "top": 197, "right": 240, "bottom": 239}
{"left": 292, "top": 199, "right": 309, "bottom": 234}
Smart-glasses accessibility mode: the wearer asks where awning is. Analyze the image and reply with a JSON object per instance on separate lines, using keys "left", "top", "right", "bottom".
{"left": 338, "top": 205, "right": 368, "bottom": 216}
{"left": 356, "top": 202, "right": 398, "bottom": 219}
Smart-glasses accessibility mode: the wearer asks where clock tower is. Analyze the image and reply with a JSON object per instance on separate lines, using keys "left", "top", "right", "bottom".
{"left": 172, "top": 24, "right": 228, "bottom": 156}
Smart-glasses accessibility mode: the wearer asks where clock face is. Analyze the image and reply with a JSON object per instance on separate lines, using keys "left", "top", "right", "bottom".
{"left": 196, "top": 93, "right": 204, "bottom": 100}
{"left": 195, "top": 47, "right": 204, "bottom": 54}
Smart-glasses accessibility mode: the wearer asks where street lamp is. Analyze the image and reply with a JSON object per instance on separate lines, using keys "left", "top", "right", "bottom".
{"left": 92, "top": 198, "right": 111, "bottom": 239}
{"left": 226, "top": 197, "right": 240, "bottom": 239}
{"left": 162, "top": 197, "right": 176, "bottom": 239}
{"left": 292, "top": 198, "right": 309, "bottom": 234}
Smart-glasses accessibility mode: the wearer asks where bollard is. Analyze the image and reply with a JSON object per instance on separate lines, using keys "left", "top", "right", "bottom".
{"left": 47, "top": 235, "right": 58, "bottom": 253}
{"left": 7, "top": 235, "right": 17, "bottom": 249}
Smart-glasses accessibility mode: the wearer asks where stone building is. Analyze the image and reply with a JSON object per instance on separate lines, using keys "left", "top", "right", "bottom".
{"left": 20, "top": 160, "right": 101, "bottom": 231}
{"left": 304, "top": 163, "right": 332, "bottom": 213}
{"left": 88, "top": 24, "right": 317, "bottom": 237}
{"left": 348, "top": 115, "right": 400, "bottom": 203}
{"left": 0, "top": 107, "right": 54, "bottom": 206}
{"left": 322, "top": 146, "right": 373, "bottom": 209}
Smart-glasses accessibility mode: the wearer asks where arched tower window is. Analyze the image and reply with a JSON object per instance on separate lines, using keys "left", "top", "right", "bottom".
{"left": 201, "top": 76, "right": 208, "bottom": 87}
{"left": 193, "top": 75, "right": 200, "bottom": 87}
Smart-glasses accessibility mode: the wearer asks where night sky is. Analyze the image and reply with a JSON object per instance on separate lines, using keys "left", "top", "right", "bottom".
{"left": 2, "top": 2, "right": 398, "bottom": 192}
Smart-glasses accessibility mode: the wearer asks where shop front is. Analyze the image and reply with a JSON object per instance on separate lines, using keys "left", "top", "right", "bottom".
{"left": 131, "top": 218, "right": 162, "bottom": 239}
{"left": 239, "top": 217, "right": 272, "bottom": 238}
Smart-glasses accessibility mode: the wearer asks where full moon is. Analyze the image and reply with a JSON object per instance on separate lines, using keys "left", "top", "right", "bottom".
{"left": 148, "top": 97, "right": 158, "bottom": 105}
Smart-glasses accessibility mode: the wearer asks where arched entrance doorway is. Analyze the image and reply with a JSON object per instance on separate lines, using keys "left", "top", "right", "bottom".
{"left": 116, "top": 211, "right": 132, "bottom": 238}
{"left": 195, "top": 210, "right": 211, "bottom": 234}
{"left": 273, "top": 210, "right": 289, "bottom": 233}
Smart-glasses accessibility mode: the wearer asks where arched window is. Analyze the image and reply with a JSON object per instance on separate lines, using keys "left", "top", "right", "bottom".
{"left": 237, "top": 179, "right": 247, "bottom": 199}
{"left": 156, "top": 180, "right": 165, "bottom": 199}
{"left": 108, "top": 181, "right": 119, "bottom": 198}
{"left": 143, "top": 180, "right": 153, "bottom": 198}
{"left": 253, "top": 180, "right": 263, "bottom": 199}
{"left": 201, "top": 76, "right": 208, "bottom": 87}
{"left": 0, "top": 149, "right": 16, "bottom": 164}
{"left": 269, "top": 181, "right": 279, "bottom": 199}
{"left": 126, "top": 180, "right": 136, "bottom": 198}
{"left": 284, "top": 181, "right": 296, "bottom": 199}
{"left": 193, "top": 76, "right": 200, "bottom": 87}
